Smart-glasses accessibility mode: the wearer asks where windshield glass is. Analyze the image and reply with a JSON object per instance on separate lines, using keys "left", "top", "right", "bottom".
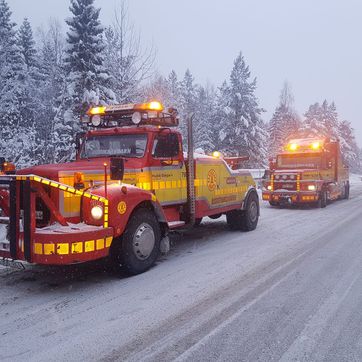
{"left": 81, "top": 134, "right": 148, "bottom": 158}
{"left": 277, "top": 153, "right": 322, "bottom": 169}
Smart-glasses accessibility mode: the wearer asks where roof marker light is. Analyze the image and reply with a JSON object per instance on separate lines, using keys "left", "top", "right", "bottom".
{"left": 148, "top": 101, "right": 163, "bottom": 111}
{"left": 88, "top": 106, "right": 106, "bottom": 116}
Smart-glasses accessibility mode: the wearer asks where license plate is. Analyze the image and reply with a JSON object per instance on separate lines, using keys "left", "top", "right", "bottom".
{"left": 0, "top": 258, "right": 25, "bottom": 270}
{"left": 281, "top": 184, "right": 294, "bottom": 189}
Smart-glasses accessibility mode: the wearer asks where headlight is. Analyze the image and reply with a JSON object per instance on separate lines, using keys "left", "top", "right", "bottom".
{"left": 308, "top": 185, "right": 316, "bottom": 191}
{"left": 91, "top": 205, "right": 103, "bottom": 220}
{"left": 267, "top": 185, "right": 272, "bottom": 190}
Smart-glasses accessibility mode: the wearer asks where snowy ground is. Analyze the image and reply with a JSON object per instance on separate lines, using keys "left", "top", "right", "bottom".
{"left": 1, "top": 176, "right": 362, "bottom": 361}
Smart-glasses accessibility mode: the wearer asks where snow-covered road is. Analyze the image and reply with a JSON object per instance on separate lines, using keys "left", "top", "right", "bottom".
{"left": 1, "top": 178, "right": 362, "bottom": 361}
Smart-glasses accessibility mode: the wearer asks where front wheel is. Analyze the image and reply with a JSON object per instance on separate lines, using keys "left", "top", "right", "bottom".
{"left": 111, "top": 208, "right": 161, "bottom": 275}
{"left": 344, "top": 182, "right": 350, "bottom": 199}
{"left": 318, "top": 190, "right": 327, "bottom": 208}
{"left": 227, "top": 192, "right": 259, "bottom": 231}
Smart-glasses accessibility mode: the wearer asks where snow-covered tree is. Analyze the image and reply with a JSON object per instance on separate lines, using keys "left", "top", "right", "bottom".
{"left": 179, "top": 69, "right": 198, "bottom": 136}
{"left": 65, "top": 0, "right": 114, "bottom": 115}
{"left": 17, "top": 18, "right": 41, "bottom": 133}
{"left": 301, "top": 100, "right": 360, "bottom": 171}
{"left": 338, "top": 120, "right": 360, "bottom": 171}
{"left": 51, "top": 0, "right": 116, "bottom": 162}
{"left": 0, "top": 0, "right": 38, "bottom": 167}
{"left": 268, "top": 82, "right": 300, "bottom": 156}
{"left": 217, "top": 53, "right": 267, "bottom": 167}
{"left": 194, "top": 84, "right": 217, "bottom": 153}
{"left": 302, "top": 100, "right": 339, "bottom": 139}
{"left": 36, "top": 19, "right": 67, "bottom": 163}
{"left": 18, "top": 18, "right": 37, "bottom": 69}
{"left": 0, "top": 0, "right": 24, "bottom": 132}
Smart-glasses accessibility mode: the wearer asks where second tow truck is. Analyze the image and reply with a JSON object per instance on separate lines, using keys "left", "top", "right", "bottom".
{"left": 262, "top": 138, "right": 349, "bottom": 208}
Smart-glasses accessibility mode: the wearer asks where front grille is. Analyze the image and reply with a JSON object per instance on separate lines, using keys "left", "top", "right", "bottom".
{"left": 273, "top": 173, "right": 298, "bottom": 191}
{"left": 274, "top": 181, "right": 296, "bottom": 191}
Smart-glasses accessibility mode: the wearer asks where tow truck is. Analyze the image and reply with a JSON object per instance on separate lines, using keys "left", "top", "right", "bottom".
{"left": 0, "top": 102, "right": 259, "bottom": 274}
{"left": 262, "top": 138, "right": 349, "bottom": 208}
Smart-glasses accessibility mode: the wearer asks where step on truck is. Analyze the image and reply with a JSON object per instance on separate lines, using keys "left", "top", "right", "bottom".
{"left": 0, "top": 102, "right": 259, "bottom": 274}
{"left": 262, "top": 138, "right": 349, "bottom": 208}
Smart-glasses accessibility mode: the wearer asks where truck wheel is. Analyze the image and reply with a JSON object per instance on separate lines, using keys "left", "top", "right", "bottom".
{"left": 318, "top": 190, "right": 327, "bottom": 208}
{"left": 344, "top": 183, "right": 350, "bottom": 199}
{"left": 112, "top": 208, "right": 161, "bottom": 275}
{"left": 227, "top": 192, "right": 259, "bottom": 231}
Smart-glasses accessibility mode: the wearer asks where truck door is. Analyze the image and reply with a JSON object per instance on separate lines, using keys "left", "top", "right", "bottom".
{"left": 150, "top": 132, "right": 187, "bottom": 205}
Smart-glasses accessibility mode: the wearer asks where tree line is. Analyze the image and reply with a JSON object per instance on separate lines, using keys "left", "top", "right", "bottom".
{"left": 0, "top": 0, "right": 360, "bottom": 171}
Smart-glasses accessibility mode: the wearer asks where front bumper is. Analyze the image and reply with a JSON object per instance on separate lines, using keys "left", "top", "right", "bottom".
{"left": 0, "top": 223, "right": 113, "bottom": 265}
{"left": 262, "top": 191, "right": 319, "bottom": 204}
{"left": 0, "top": 175, "right": 113, "bottom": 266}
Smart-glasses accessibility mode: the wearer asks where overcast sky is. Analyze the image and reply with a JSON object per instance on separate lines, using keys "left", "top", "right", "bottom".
{"left": 7, "top": 0, "right": 362, "bottom": 144}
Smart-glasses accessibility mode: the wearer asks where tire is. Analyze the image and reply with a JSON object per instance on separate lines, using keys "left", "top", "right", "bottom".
{"left": 111, "top": 208, "right": 161, "bottom": 275}
{"left": 194, "top": 218, "right": 202, "bottom": 226}
{"left": 227, "top": 192, "right": 259, "bottom": 231}
{"left": 344, "top": 182, "right": 350, "bottom": 200}
{"left": 318, "top": 190, "right": 327, "bottom": 208}
{"left": 209, "top": 213, "right": 222, "bottom": 220}
{"left": 269, "top": 201, "right": 279, "bottom": 207}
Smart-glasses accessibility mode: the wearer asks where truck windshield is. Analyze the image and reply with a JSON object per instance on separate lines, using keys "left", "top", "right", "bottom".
{"left": 81, "top": 134, "right": 148, "bottom": 159}
{"left": 277, "top": 153, "right": 322, "bottom": 169}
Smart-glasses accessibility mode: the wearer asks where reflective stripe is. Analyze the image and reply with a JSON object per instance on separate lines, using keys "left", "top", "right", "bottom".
{"left": 57, "top": 243, "right": 69, "bottom": 255}
{"left": 85, "top": 240, "right": 95, "bottom": 252}
{"left": 34, "top": 243, "right": 42, "bottom": 255}
{"left": 71, "top": 242, "right": 83, "bottom": 254}
{"left": 96, "top": 239, "right": 104, "bottom": 250}
{"left": 105, "top": 237, "right": 113, "bottom": 247}
{"left": 44, "top": 244, "right": 55, "bottom": 255}
{"left": 33, "top": 237, "right": 113, "bottom": 255}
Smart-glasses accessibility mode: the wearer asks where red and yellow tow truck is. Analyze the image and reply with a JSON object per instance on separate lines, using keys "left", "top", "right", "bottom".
{"left": 0, "top": 102, "right": 259, "bottom": 274}
{"left": 262, "top": 138, "right": 349, "bottom": 208}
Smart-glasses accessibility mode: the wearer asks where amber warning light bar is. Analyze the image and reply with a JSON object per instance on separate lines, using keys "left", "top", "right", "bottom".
{"left": 82, "top": 101, "right": 178, "bottom": 128}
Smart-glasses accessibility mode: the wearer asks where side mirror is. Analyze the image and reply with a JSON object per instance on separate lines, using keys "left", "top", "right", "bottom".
{"left": 110, "top": 157, "right": 124, "bottom": 181}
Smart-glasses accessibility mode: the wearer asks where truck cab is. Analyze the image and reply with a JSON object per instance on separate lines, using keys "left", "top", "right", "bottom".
{"left": 262, "top": 138, "right": 349, "bottom": 207}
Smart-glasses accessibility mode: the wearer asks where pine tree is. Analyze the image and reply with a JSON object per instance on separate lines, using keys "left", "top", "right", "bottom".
{"left": 53, "top": 0, "right": 115, "bottom": 162}
{"left": 18, "top": 18, "right": 36, "bottom": 69}
{"left": 65, "top": 0, "right": 114, "bottom": 115}
{"left": 338, "top": 120, "right": 360, "bottom": 171}
{"left": 302, "top": 100, "right": 360, "bottom": 171}
{"left": 302, "top": 100, "right": 339, "bottom": 139}
{"left": 0, "top": 0, "right": 36, "bottom": 167}
{"left": 17, "top": 18, "right": 40, "bottom": 132}
{"left": 218, "top": 53, "right": 267, "bottom": 167}
{"left": 194, "top": 85, "right": 217, "bottom": 153}
{"left": 37, "top": 20, "right": 68, "bottom": 163}
{"left": 179, "top": 69, "right": 198, "bottom": 138}
{"left": 268, "top": 82, "right": 300, "bottom": 156}
{"left": 166, "top": 70, "right": 181, "bottom": 107}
